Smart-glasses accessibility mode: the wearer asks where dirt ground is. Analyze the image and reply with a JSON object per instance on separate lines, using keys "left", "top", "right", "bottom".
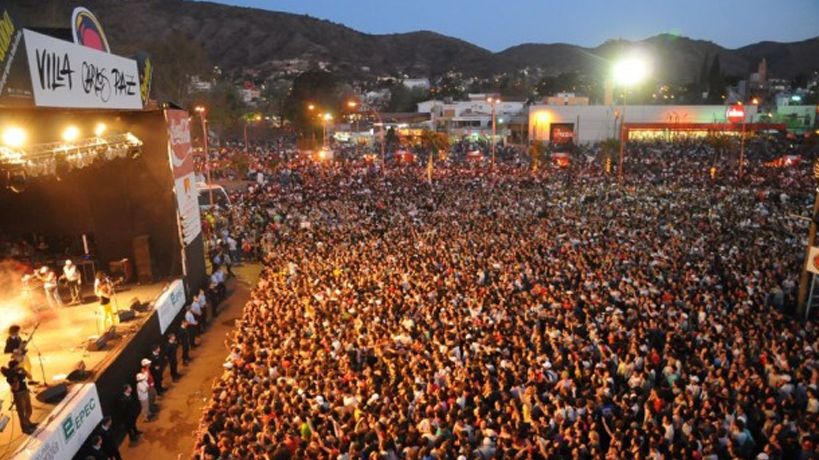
{"left": 121, "top": 263, "right": 260, "bottom": 460}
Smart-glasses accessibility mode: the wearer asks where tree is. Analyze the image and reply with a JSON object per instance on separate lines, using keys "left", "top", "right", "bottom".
{"left": 419, "top": 130, "right": 450, "bottom": 156}
{"left": 193, "top": 81, "right": 247, "bottom": 139}
{"left": 706, "top": 55, "right": 725, "bottom": 104}
{"left": 262, "top": 79, "right": 292, "bottom": 128}
{"left": 148, "top": 31, "right": 209, "bottom": 105}
{"left": 387, "top": 85, "right": 429, "bottom": 112}
{"left": 284, "top": 70, "right": 345, "bottom": 135}
{"left": 529, "top": 142, "right": 547, "bottom": 170}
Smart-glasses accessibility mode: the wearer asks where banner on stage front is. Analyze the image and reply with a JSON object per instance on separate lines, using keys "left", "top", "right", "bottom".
{"left": 22, "top": 29, "right": 142, "bottom": 109}
{"left": 14, "top": 383, "right": 103, "bottom": 460}
{"left": 166, "top": 109, "right": 202, "bottom": 246}
{"left": 155, "top": 278, "right": 186, "bottom": 334}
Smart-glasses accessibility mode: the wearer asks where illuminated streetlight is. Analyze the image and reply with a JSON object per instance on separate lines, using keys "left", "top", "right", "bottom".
{"left": 2, "top": 126, "right": 26, "bottom": 148}
{"left": 612, "top": 56, "right": 648, "bottom": 184}
{"left": 94, "top": 123, "right": 107, "bottom": 137}
{"left": 62, "top": 126, "right": 80, "bottom": 143}
{"left": 194, "top": 106, "right": 213, "bottom": 205}
{"left": 613, "top": 57, "right": 648, "bottom": 87}
{"left": 321, "top": 113, "right": 333, "bottom": 148}
{"left": 486, "top": 97, "right": 500, "bottom": 167}
{"left": 307, "top": 103, "right": 315, "bottom": 111}
{"left": 347, "top": 101, "right": 358, "bottom": 108}
{"left": 752, "top": 97, "right": 760, "bottom": 105}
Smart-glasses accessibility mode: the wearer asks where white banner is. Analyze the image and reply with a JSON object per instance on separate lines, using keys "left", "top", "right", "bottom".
{"left": 807, "top": 246, "right": 819, "bottom": 275}
{"left": 166, "top": 110, "right": 202, "bottom": 245}
{"left": 175, "top": 173, "right": 201, "bottom": 245}
{"left": 155, "top": 278, "right": 186, "bottom": 334}
{"left": 14, "top": 383, "right": 103, "bottom": 460}
{"left": 23, "top": 29, "right": 142, "bottom": 109}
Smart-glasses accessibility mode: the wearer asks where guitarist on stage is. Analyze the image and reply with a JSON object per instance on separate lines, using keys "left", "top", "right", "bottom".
{"left": 94, "top": 272, "right": 120, "bottom": 331}
{"left": 4, "top": 325, "right": 34, "bottom": 378}
{"left": 1, "top": 359, "right": 37, "bottom": 433}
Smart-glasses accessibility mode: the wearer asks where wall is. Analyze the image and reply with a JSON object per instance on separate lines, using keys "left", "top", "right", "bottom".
{"left": 529, "top": 104, "right": 760, "bottom": 144}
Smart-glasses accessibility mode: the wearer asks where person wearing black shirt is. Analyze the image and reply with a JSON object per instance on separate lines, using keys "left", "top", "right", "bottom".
{"left": 96, "top": 416, "right": 122, "bottom": 460}
{"left": 164, "top": 334, "right": 181, "bottom": 382}
{"left": 84, "top": 434, "right": 107, "bottom": 460}
{"left": 178, "top": 320, "right": 193, "bottom": 365}
{"left": 4, "top": 325, "right": 22, "bottom": 354}
{"left": 149, "top": 345, "right": 166, "bottom": 395}
{"left": 1, "top": 359, "right": 36, "bottom": 433}
{"left": 114, "top": 384, "right": 142, "bottom": 443}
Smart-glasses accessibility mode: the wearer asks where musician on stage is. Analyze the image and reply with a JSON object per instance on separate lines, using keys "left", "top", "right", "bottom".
{"left": 4, "top": 325, "right": 33, "bottom": 377}
{"left": 61, "top": 259, "right": 82, "bottom": 305}
{"left": 36, "top": 265, "right": 63, "bottom": 308}
{"left": 1, "top": 359, "right": 37, "bottom": 434}
{"left": 94, "top": 272, "right": 119, "bottom": 331}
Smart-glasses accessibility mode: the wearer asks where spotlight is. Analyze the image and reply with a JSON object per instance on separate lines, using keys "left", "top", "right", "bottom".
{"left": 2, "top": 127, "right": 26, "bottom": 148}
{"left": 62, "top": 126, "right": 80, "bottom": 143}
{"left": 94, "top": 123, "right": 107, "bottom": 137}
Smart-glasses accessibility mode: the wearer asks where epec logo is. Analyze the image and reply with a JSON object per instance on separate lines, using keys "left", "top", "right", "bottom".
{"left": 61, "top": 397, "right": 97, "bottom": 442}
{"left": 170, "top": 287, "right": 184, "bottom": 307}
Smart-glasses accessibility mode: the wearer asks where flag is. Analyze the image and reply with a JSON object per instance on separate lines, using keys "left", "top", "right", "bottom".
{"left": 427, "top": 153, "right": 433, "bottom": 184}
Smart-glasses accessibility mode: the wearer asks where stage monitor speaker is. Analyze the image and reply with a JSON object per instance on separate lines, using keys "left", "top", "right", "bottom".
{"left": 36, "top": 383, "right": 68, "bottom": 404}
{"left": 66, "top": 361, "right": 91, "bottom": 382}
{"left": 132, "top": 235, "right": 153, "bottom": 284}
{"left": 117, "top": 310, "right": 136, "bottom": 322}
{"left": 87, "top": 334, "right": 108, "bottom": 352}
{"left": 130, "top": 297, "right": 150, "bottom": 313}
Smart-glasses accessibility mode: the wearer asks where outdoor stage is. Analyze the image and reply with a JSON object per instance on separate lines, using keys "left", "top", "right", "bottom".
{"left": 0, "top": 280, "right": 170, "bottom": 459}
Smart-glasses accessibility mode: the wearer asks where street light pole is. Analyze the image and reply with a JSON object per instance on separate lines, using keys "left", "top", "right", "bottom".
{"left": 487, "top": 97, "right": 499, "bottom": 168}
{"left": 195, "top": 106, "right": 213, "bottom": 206}
{"left": 618, "top": 91, "right": 626, "bottom": 184}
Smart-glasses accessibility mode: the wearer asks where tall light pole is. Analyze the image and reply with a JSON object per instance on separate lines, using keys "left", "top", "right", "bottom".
{"left": 612, "top": 57, "right": 648, "bottom": 184}
{"left": 487, "top": 97, "right": 500, "bottom": 167}
{"left": 322, "top": 113, "right": 333, "bottom": 149}
{"left": 194, "top": 105, "right": 213, "bottom": 206}
{"left": 348, "top": 100, "right": 359, "bottom": 157}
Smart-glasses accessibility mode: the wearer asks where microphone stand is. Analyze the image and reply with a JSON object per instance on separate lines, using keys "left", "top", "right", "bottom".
{"left": 29, "top": 342, "right": 47, "bottom": 388}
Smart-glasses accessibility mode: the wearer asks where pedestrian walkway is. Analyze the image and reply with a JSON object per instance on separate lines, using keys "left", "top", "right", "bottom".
{"left": 121, "top": 264, "right": 261, "bottom": 460}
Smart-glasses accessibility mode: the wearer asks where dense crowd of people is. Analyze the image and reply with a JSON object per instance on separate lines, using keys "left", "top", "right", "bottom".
{"left": 191, "top": 136, "right": 818, "bottom": 459}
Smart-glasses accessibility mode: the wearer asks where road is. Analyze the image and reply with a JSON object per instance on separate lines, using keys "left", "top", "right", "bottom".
{"left": 121, "top": 263, "right": 260, "bottom": 460}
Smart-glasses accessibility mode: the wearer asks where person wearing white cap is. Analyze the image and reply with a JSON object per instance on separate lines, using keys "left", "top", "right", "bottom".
{"left": 61, "top": 259, "right": 82, "bottom": 305}
{"left": 135, "top": 372, "right": 155, "bottom": 422}
{"left": 36, "top": 265, "right": 63, "bottom": 308}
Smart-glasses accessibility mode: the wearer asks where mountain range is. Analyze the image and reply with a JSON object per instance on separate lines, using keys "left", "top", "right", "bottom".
{"left": 12, "top": 0, "right": 819, "bottom": 86}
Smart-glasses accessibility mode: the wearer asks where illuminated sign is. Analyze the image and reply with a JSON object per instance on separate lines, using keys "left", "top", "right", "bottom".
{"left": 726, "top": 105, "right": 745, "bottom": 123}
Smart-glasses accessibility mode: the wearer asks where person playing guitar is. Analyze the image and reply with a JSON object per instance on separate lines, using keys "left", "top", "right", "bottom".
{"left": 4, "top": 324, "right": 39, "bottom": 382}
{"left": 94, "top": 272, "right": 120, "bottom": 331}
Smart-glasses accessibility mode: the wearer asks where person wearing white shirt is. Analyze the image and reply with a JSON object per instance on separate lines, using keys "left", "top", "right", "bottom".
{"left": 135, "top": 373, "right": 154, "bottom": 422}
{"left": 62, "top": 260, "right": 82, "bottom": 305}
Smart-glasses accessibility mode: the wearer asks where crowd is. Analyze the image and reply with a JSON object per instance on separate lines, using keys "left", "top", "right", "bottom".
{"left": 188, "top": 135, "right": 819, "bottom": 460}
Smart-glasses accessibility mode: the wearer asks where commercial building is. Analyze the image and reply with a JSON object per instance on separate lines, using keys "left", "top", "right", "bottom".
{"left": 529, "top": 104, "right": 761, "bottom": 144}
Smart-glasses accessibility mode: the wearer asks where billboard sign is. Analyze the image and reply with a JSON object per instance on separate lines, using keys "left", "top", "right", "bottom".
{"left": 550, "top": 123, "right": 575, "bottom": 144}
{"left": 22, "top": 29, "right": 141, "bottom": 109}
{"left": 166, "top": 109, "right": 202, "bottom": 246}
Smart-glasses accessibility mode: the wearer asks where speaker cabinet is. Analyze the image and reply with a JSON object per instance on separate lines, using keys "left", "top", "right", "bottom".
{"left": 132, "top": 235, "right": 153, "bottom": 283}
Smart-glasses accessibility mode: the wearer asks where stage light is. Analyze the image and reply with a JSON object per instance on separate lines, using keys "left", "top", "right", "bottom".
{"left": 94, "top": 123, "right": 107, "bottom": 136}
{"left": 2, "top": 127, "right": 26, "bottom": 148}
{"left": 62, "top": 126, "right": 80, "bottom": 143}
